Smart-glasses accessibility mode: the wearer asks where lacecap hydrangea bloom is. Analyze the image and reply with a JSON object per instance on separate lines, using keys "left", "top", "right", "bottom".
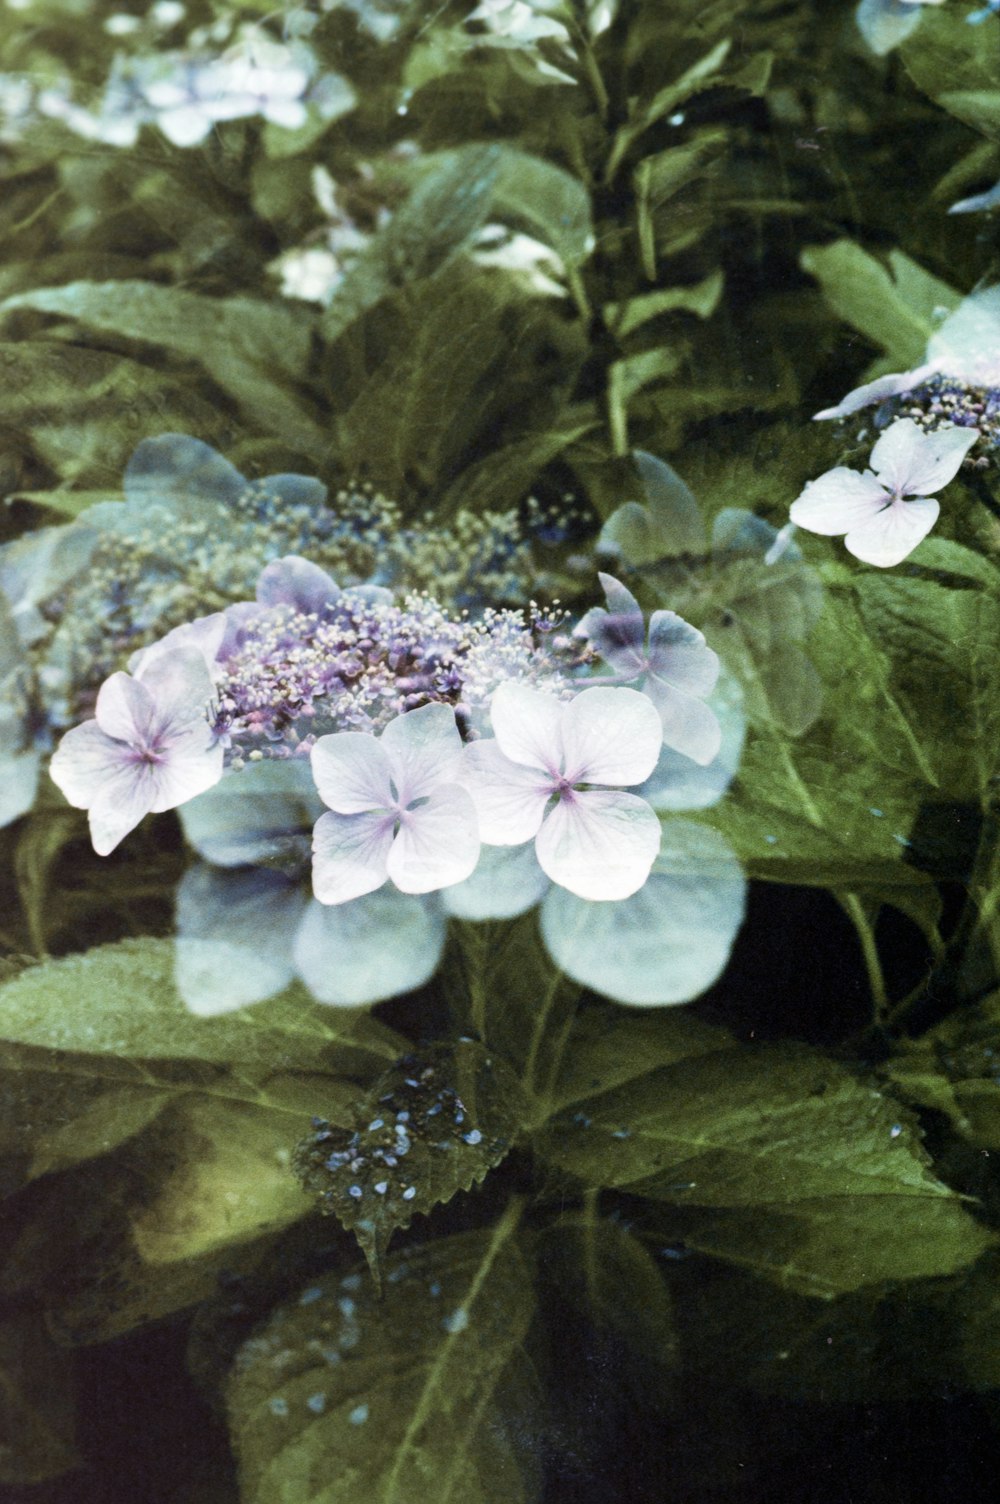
{"left": 790, "top": 417, "right": 978, "bottom": 567}
{"left": 46, "top": 540, "right": 746, "bottom": 1009}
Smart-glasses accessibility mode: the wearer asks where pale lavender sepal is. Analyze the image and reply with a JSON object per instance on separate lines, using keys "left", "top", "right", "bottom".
{"left": 293, "top": 889, "right": 446, "bottom": 1007}
{"left": 535, "top": 788, "right": 661, "bottom": 902}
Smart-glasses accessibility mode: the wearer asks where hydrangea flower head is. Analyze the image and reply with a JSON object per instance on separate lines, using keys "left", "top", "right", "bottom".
{"left": 49, "top": 648, "right": 223, "bottom": 855}
{"left": 790, "top": 418, "right": 977, "bottom": 568}
{"left": 575, "top": 573, "right": 721, "bottom": 765}
{"left": 461, "top": 683, "right": 662, "bottom": 901}
{"left": 311, "top": 702, "right": 480, "bottom": 904}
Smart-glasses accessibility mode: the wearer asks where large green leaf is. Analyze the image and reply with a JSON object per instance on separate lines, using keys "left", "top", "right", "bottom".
{"left": 901, "top": 10, "right": 1000, "bottom": 142}
{"left": 0, "top": 283, "right": 327, "bottom": 453}
{"left": 534, "top": 1013, "right": 991, "bottom": 1292}
{"left": 800, "top": 241, "right": 960, "bottom": 371}
{"left": 0, "top": 938, "right": 403, "bottom": 1072}
{"left": 226, "top": 1215, "right": 539, "bottom": 1504}
{"left": 295, "top": 1040, "right": 525, "bottom": 1285}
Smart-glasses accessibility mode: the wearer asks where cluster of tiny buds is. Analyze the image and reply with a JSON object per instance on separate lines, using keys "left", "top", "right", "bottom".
{"left": 898, "top": 376, "right": 1000, "bottom": 464}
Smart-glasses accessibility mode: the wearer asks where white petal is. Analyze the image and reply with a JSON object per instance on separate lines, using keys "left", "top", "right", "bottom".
{"left": 812, "top": 364, "right": 939, "bottom": 420}
{"left": 88, "top": 764, "right": 160, "bottom": 855}
{"left": 310, "top": 732, "right": 394, "bottom": 814}
{"left": 386, "top": 785, "right": 480, "bottom": 894}
{"left": 138, "top": 649, "right": 216, "bottom": 740}
{"left": 440, "top": 842, "right": 550, "bottom": 920}
{"left": 646, "top": 611, "right": 720, "bottom": 698}
{"left": 844, "top": 496, "right": 940, "bottom": 568}
{"left": 128, "top": 613, "right": 228, "bottom": 679}
{"left": 157, "top": 105, "right": 213, "bottom": 145}
{"left": 379, "top": 702, "right": 464, "bottom": 805}
{"left": 560, "top": 686, "right": 662, "bottom": 787}
{"left": 855, "top": 0, "right": 922, "bottom": 54}
{"left": 175, "top": 865, "right": 302, "bottom": 1015}
{"left": 540, "top": 821, "right": 746, "bottom": 1004}
{"left": 535, "top": 789, "right": 661, "bottom": 901}
{"left": 147, "top": 734, "right": 224, "bottom": 812}
{"left": 489, "top": 681, "right": 564, "bottom": 775}
{"left": 639, "top": 671, "right": 746, "bottom": 812}
{"left": 49, "top": 720, "right": 136, "bottom": 809}
{"left": 311, "top": 809, "right": 394, "bottom": 904}
{"left": 871, "top": 418, "right": 977, "bottom": 496}
{"left": 789, "top": 467, "right": 889, "bottom": 536}
{"left": 459, "top": 738, "right": 551, "bottom": 844}
{"left": 927, "top": 286, "right": 1000, "bottom": 387}
{"left": 293, "top": 891, "right": 445, "bottom": 1007}
{"left": 643, "top": 681, "right": 722, "bottom": 767}
{"left": 95, "top": 671, "right": 156, "bottom": 745}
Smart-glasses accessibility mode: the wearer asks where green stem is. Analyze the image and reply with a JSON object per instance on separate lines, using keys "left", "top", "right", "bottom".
{"left": 840, "top": 892, "right": 889, "bottom": 1021}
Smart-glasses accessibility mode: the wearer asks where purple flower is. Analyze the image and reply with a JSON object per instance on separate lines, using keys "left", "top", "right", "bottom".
{"left": 310, "top": 701, "right": 480, "bottom": 903}
{"left": 49, "top": 649, "right": 223, "bottom": 854}
{"left": 790, "top": 418, "right": 977, "bottom": 567}
{"left": 460, "top": 683, "right": 662, "bottom": 902}
{"left": 575, "top": 574, "right": 721, "bottom": 765}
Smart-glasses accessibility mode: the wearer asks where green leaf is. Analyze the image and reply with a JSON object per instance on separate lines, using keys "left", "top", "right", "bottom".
{"left": 606, "top": 39, "right": 732, "bottom": 180}
{"left": 0, "top": 283, "right": 327, "bottom": 454}
{"left": 902, "top": 10, "right": 1000, "bottom": 142}
{"left": 889, "top": 988, "right": 1000, "bottom": 1151}
{"left": 0, "top": 938, "right": 403, "bottom": 1072}
{"left": 605, "top": 270, "right": 724, "bottom": 337}
{"left": 800, "top": 241, "right": 960, "bottom": 370}
{"left": 489, "top": 148, "right": 593, "bottom": 268}
{"left": 0, "top": 339, "right": 229, "bottom": 484}
{"left": 295, "top": 1040, "right": 525, "bottom": 1287}
{"left": 537, "top": 1213, "right": 676, "bottom": 1370}
{"left": 226, "top": 1214, "right": 540, "bottom": 1504}
{"left": 671, "top": 1196, "right": 993, "bottom": 1297}
{"left": 535, "top": 1020, "right": 991, "bottom": 1292}
{"left": 0, "top": 1311, "right": 80, "bottom": 1484}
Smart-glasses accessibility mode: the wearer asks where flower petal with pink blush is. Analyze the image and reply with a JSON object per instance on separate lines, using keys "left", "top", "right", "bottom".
{"left": 88, "top": 764, "right": 162, "bottom": 856}
{"left": 812, "top": 362, "right": 940, "bottom": 420}
{"left": 311, "top": 808, "right": 396, "bottom": 905}
{"left": 135, "top": 649, "right": 217, "bottom": 740}
{"left": 535, "top": 788, "right": 661, "bottom": 901}
{"left": 128, "top": 612, "right": 228, "bottom": 679}
{"left": 870, "top": 418, "right": 978, "bottom": 496}
{"left": 95, "top": 671, "right": 157, "bottom": 746}
{"left": 386, "top": 785, "right": 480, "bottom": 894}
{"left": 311, "top": 732, "right": 395, "bottom": 814}
{"left": 379, "top": 702, "right": 464, "bottom": 807}
{"left": 559, "top": 687, "right": 662, "bottom": 787}
{"left": 146, "top": 732, "right": 224, "bottom": 812}
{"left": 489, "top": 681, "right": 564, "bottom": 774}
{"left": 460, "top": 737, "right": 552, "bottom": 844}
{"left": 844, "top": 496, "right": 940, "bottom": 568}
{"left": 789, "top": 467, "right": 889, "bottom": 536}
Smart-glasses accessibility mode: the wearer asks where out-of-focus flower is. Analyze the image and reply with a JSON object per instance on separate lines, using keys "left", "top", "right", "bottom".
{"left": 49, "top": 649, "right": 223, "bottom": 854}
{"left": 461, "top": 683, "right": 662, "bottom": 901}
{"left": 814, "top": 285, "right": 1000, "bottom": 426}
{"left": 575, "top": 573, "right": 721, "bottom": 765}
{"left": 311, "top": 702, "right": 480, "bottom": 902}
{"left": 790, "top": 417, "right": 977, "bottom": 567}
{"left": 950, "top": 179, "right": 1000, "bottom": 216}
{"left": 855, "top": 0, "right": 944, "bottom": 56}
{"left": 598, "top": 451, "right": 825, "bottom": 737}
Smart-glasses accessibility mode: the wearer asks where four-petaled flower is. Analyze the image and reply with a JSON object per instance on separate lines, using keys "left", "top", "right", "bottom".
{"left": 575, "top": 574, "right": 721, "bottom": 765}
{"left": 310, "top": 701, "right": 480, "bottom": 904}
{"left": 460, "top": 683, "right": 662, "bottom": 902}
{"left": 789, "top": 418, "right": 978, "bottom": 568}
{"left": 49, "top": 649, "right": 223, "bottom": 855}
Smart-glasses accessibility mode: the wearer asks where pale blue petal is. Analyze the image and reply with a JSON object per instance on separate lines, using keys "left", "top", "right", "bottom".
{"left": 440, "top": 842, "right": 550, "bottom": 920}
{"left": 633, "top": 450, "right": 705, "bottom": 555}
{"left": 174, "top": 863, "right": 302, "bottom": 1015}
{"left": 0, "top": 749, "right": 40, "bottom": 827}
{"left": 292, "top": 890, "right": 446, "bottom": 1006}
{"left": 639, "top": 671, "right": 745, "bottom": 812}
{"left": 540, "top": 820, "right": 746, "bottom": 1005}
{"left": 855, "top": 0, "right": 921, "bottom": 55}
{"left": 124, "top": 433, "right": 246, "bottom": 518}
{"left": 179, "top": 758, "right": 322, "bottom": 869}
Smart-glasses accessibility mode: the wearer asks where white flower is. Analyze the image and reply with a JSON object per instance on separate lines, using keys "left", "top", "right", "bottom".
{"left": 310, "top": 701, "right": 480, "bottom": 904}
{"left": 49, "top": 649, "right": 223, "bottom": 855}
{"left": 460, "top": 683, "right": 662, "bottom": 901}
{"left": 789, "top": 417, "right": 977, "bottom": 568}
